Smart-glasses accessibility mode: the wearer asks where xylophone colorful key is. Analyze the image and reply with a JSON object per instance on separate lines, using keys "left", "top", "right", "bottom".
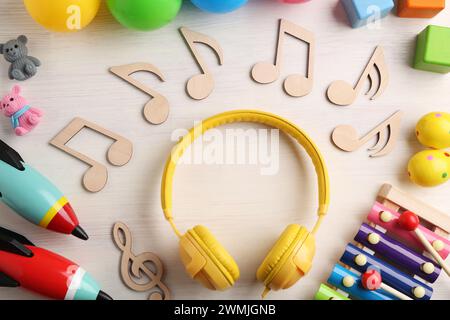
{"left": 368, "top": 202, "right": 450, "bottom": 259}
{"left": 355, "top": 223, "right": 441, "bottom": 283}
{"left": 377, "top": 184, "right": 450, "bottom": 233}
{"left": 341, "top": 244, "right": 433, "bottom": 300}
{"left": 315, "top": 184, "right": 450, "bottom": 300}
{"left": 314, "top": 284, "right": 350, "bottom": 300}
{"left": 327, "top": 264, "right": 396, "bottom": 300}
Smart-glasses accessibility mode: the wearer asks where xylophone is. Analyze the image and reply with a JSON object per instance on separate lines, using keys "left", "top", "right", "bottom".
{"left": 315, "top": 183, "right": 450, "bottom": 300}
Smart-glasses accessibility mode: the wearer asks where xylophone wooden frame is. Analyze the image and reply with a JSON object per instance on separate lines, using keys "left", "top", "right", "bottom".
{"left": 315, "top": 183, "right": 450, "bottom": 300}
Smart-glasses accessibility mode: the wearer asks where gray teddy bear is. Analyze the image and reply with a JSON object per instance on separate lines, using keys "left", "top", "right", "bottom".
{"left": 0, "top": 35, "right": 40, "bottom": 81}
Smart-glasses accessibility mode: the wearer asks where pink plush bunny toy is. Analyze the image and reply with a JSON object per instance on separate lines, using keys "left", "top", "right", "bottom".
{"left": 0, "top": 85, "right": 43, "bottom": 136}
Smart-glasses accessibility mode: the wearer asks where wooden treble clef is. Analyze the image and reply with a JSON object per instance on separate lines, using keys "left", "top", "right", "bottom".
{"left": 112, "top": 222, "right": 171, "bottom": 300}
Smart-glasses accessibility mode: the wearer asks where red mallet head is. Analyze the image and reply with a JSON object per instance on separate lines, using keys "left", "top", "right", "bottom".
{"left": 361, "top": 269, "right": 382, "bottom": 291}
{"left": 398, "top": 211, "right": 420, "bottom": 231}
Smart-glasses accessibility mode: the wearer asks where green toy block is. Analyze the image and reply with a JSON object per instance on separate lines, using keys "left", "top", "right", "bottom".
{"left": 414, "top": 25, "right": 450, "bottom": 74}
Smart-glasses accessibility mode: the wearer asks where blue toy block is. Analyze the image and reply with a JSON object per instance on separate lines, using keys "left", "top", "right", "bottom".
{"left": 341, "top": 0, "right": 394, "bottom": 28}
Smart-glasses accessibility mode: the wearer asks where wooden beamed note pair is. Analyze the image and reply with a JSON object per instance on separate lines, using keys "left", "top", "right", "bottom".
{"left": 50, "top": 118, "right": 133, "bottom": 193}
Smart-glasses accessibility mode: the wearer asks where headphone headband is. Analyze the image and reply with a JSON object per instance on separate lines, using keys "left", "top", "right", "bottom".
{"left": 161, "top": 110, "right": 330, "bottom": 237}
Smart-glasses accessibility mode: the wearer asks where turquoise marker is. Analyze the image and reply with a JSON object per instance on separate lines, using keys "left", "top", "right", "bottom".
{"left": 0, "top": 140, "right": 88, "bottom": 240}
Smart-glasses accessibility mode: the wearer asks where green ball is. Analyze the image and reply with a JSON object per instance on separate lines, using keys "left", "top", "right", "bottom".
{"left": 107, "top": 0, "right": 182, "bottom": 31}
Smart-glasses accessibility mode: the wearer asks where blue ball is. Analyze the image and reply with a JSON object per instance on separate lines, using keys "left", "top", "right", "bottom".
{"left": 191, "top": 0, "right": 248, "bottom": 13}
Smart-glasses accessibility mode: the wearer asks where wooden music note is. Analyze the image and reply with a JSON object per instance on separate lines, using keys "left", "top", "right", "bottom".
{"left": 332, "top": 111, "right": 403, "bottom": 157}
{"left": 251, "top": 19, "right": 315, "bottom": 98}
{"left": 110, "top": 63, "right": 169, "bottom": 125}
{"left": 50, "top": 118, "right": 133, "bottom": 193}
{"left": 327, "top": 46, "right": 389, "bottom": 106}
{"left": 113, "top": 222, "right": 171, "bottom": 300}
{"left": 179, "top": 27, "right": 224, "bottom": 100}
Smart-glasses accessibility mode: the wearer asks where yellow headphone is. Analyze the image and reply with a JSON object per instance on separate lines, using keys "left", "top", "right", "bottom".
{"left": 161, "top": 110, "right": 330, "bottom": 298}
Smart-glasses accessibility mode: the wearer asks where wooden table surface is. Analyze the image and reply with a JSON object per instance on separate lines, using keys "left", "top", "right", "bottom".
{"left": 0, "top": 0, "right": 449, "bottom": 300}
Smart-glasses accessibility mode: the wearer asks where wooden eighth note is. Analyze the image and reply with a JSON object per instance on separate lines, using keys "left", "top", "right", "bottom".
{"left": 251, "top": 19, "right": 315, "bottom": 98}
{"left": 332, "top": 111, "right": 403, "bottom": 157}
{"left": 327, "top": 46, "right": 389, "bottom": 106}
{"left": 50, "top": 118, "right": 133, "bottom": 192}
{"left": 110, "top": 63, "right": 169, "bottom": 125}
{"left": 112, "top": 222, "right": 171, "bottom": 300}
{"left": 180, "top": 27, "right": 224, "bottom": 100}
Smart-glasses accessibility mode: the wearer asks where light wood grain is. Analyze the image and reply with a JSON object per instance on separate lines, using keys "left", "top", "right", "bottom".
{"left": 251, "top": 19, "right": 315, "bottom": 98}
{"left": 50, "top": 117, "right": 133, "bottom": 193}
{"left": 327, "top": 46, "right": 389, "bottom": 106}
{"left": 0, "top": 0, "right": 449, "bottom": 300}
{"left": 332, "top": 110, "right": 403, "bottom": 157}
{"left": 109, "top": 62, "right": 170, "bottom": 125}
{"left": 179, "top": 26, "right": 224, "bottom": 100}
{"left": 112, "top": 222, "right": 171, "bottom": 300}
{"left": 415, "top": 228, "right": 450, "bottom": 277}
{"left": 378, "top": 183, "right": 450, "bottom": 233}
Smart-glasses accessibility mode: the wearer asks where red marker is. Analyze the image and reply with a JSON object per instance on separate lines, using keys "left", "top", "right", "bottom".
{"left": 0, "top": 227, "right": 111, "bottom": 300}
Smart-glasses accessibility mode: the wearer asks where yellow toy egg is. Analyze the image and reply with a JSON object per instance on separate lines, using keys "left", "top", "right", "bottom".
{"left": 23, "top": 0, "right": 101, "bottom": 32}
{"left": 416, "top": 112, "right": 450, "bottom": 149}
{"left": 408, "top": 150, "right": 450, "bottom": 187}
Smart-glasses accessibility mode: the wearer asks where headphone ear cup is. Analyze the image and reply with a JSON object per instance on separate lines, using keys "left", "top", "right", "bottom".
{"left": 256, "top": 224, "right": 315, "bottom": 293}
{"left": 179, "top": 225, "right": 240, "bottom": 291}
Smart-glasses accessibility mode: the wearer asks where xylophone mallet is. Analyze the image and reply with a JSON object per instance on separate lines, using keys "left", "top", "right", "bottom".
{"left": 398, "top": 211, "right": 450, "bottom": 277}
{"left": 361, "top": 269, "right": 412, "bottom": 300}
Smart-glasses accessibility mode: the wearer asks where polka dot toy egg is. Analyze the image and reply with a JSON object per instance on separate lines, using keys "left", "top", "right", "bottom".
{"left": 416, "top": 112, "right": 450, "bottom": 149}
{"left": 408, "top": 150, "right": 450, "bottom": 187}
